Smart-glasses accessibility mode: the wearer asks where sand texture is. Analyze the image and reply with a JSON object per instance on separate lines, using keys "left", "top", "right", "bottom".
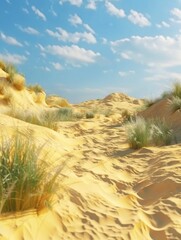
{"left": 0, "top": 74, "right": 180, "bottom": 239}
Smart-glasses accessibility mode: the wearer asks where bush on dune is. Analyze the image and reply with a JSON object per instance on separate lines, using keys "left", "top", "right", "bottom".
{"left": 0, "top": 134, "right": 61, "bottom": 214}
{"left": 126, "top": 117, "right": 173, "bottom": 149}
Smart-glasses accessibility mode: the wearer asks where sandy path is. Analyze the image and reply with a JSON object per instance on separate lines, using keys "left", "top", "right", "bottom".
{"left": 0, "top": 116, "right": 181, "bottom": 239}
{"left": 53, "top": 118, "right": 181, "bottom": 240}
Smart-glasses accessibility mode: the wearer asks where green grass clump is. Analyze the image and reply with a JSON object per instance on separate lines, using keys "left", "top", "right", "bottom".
{"left": 8, "top": 108, "right": 76, "bottom": 131}
{"left": 126, "top": 117, "right": 173, "bottom": 149}
{"left": 28, "top": 84, "right": 44, "bottom": 93}
{"left": 4, "top": 64, "right": 18, "bottom": 83}
{"left": 122, "top": 109, "right": 136, "bottom": 123}
{"left": 0, "top": 134, "right": 60, "bottom": 214}
{"left": 126, "top": 118, "right": 151, "bottom": 149}
{"left": 169, "top": 96, "right": 181, "bottom": 112}
{"left": 172, "top": 82, "right": 181, "bottom": 98}
{"left": 56, "top": 108, "right": 73, "bottom": 121}
{"left": 150, "top": 119, "right": 172, "bottom": 146}
{"left": 86, "top": 111, "right": 95, "bottom": 119}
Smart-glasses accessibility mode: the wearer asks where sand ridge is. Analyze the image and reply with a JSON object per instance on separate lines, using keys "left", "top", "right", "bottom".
{"left": 0, "top": 113, "right": 180, "bottom": 239}
{"left": 0, "top": 70, "right": 180, "bottom": 239}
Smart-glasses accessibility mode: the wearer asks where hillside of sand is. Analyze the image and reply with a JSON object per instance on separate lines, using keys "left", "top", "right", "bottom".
{"left": 0, "top": 66, "right": 181, "bottom": 240}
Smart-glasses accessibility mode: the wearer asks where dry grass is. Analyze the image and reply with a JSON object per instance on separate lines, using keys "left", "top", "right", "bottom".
{"left": 0, "top": 60, "right": 6, "bottom": 71}
{"left": 126, "top": 117, "right": 173, "bottom": 149}
{"left": 0, "top": 133, "right": 62, "bottom": 214}
{"left": 28, "top": 84, "right": 44, "bottom": 93}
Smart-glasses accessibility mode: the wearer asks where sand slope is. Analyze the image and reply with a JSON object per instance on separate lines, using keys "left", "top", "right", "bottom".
{"left": 0, "top": 111, "right": 180, "bottom": 239}
{"left": 0, "top": 74, "right": 180, "bottom": 240}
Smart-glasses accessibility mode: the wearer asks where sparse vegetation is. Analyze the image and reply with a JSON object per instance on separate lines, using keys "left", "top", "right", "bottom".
{"left": 0, "top": 134, "right": 61, "bottom": 214}
{"left": 7, "top": 108, "right": 77, "bottom": 130}
{"left": 122, "top": 109, "right": 136, "bottom": 123}
{"left": 172, "top": 82, "right": 181, "bottom": 98}
{"left": 126, "top": 117, "right": 173, "bottom": 149}
{"left": 4, "top": 64, "right": 18, "bottom": 83}
{"left": 86, "top": 111, "right": 95, "bottom": 119}
{"left": 126, "top": 117, "right": 151, "bottom": 149}
{"left": 0, "top": 61, "right": 25, "bottom": 91}
{"left": 150, "top": 119, "right": 172, "bottom": 146}
{"left": 169, "top": 96, "right": 181, "bottom": 112}
{"left": 0, "top": 60, "right": 6, "bottom": 71}
{"left": 28, "top": 84, "right": 44, "bottom": 93}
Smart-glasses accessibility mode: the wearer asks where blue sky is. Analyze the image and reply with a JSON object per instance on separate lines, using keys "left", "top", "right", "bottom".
{"left": 1, "top": 0, "right": 181, "bottom": 103}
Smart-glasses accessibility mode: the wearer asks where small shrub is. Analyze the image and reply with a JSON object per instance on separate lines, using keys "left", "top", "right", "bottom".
{"left": 4, "top": 64, "right": 18, "bottom": 83}
{"left": 0, "top": 134, "right": 61, "bottom": 213}
{"left": 86, "top": 111, "right": 95, "bottom": 119}
{"left": 28, "top": 84, "right": 44, "bottom": 93}
{"left": 161, "top": 90, "right": 171, "bottom": 99}
{"left": 56, "top": 108, "right": 74, "bottom": 121}
{"left": 144, "top": 98, "right": 160, "bottom": 108}
{"left": 169, "top": 96, "right": 181, "bottom": 112}
{"left": 125, "top": 117, "right": 173, "bottom": 149}
{"left": 150, "top": 119, "right": 172, "bottom": 146}
{"left": 122, "top": 109, "right": 136, "bottom": 123}
{"left": 74, "top": 112, "right": 84, "bottom": 119}
{"left": 172, "top": 82, "right": 181, "bottom": 98}
{"left": 126, "top": 117, "right": 150, "bottom": 149}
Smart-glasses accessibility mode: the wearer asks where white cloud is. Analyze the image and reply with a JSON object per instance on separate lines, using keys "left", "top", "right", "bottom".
{"left": 68, "top": 14, "right": 82, "bottom": 26}
{"left": 46, "top": 28, "right": 96, "bottom": 44}
{"left": 0, "top": 53, "right": 27, "bottom": 65}
{"left": 52, "top": 62, "right": 63, "bottom": 70}
{"left": 86, "top": 0, "right": 96, "bottom": 10}
{"left": 102, "top": 37, "right": 108, "bottom": 44}
{"left": 32, "top": 6, "right": 46, "bottom": 21}
{"left": 171, "top": 8, "right": 181, "bottom": 20}
{"left": 118, "top": 70, "right": 135, "bottom": 77}
{"left": 128, "top": 10, "right": 151, "bottom": 27}
{"left": 111, "top": 35, "right": 181, "bottom": 69}
{"left": 59, "top": 0, "right": 82, "bottom": 7}
{"left": 68, "top": 14, "right": 95, "bottom": 34}
{"left": 6, "top": 0, "right": 11, "bottom": 4}
{"left": 22, "top": 8, "right": 29, "bottom": 14}
{"left": 16, "top": 25, "right": 39, "bottom": 35}
{"left": 83, "top": 24, "right": 95, "bottom": 34}
{"left": 156, "top": 21, "right": 170, "bottom": 28}
{"left": 120, "top": 52, "right": 133, "bottom": 60}
{"left": 105, "top": 1, "right": 125, "bottom": 18}
{"left": 0, "top": 32, "right": 22, "bottom": 46}
{"left": 44, "top": 45, "right": 100, "bottom": 64}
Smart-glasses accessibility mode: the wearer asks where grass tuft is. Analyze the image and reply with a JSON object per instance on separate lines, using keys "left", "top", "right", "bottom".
{"left": 28, "top": 84, "right": 44, "bottom": 93}
{"left": 4, "top": 64, "right": 18, "bottom": 83}
{"left": 126, "top": 117, "right": 173, "bottom": 149}
{"left": 85, "top": 111, "right": 95, "bottom": 119}
{"left": 126, "top": 118, "right": 150, "bottom": 149}
{"left": 172, "top": 82, "right": 181, "bottom": 98}
{"left": 0, "top": 134, "right": 61, "bottom": 214}
{"left": 169, "top": 96, "right": 181, "bottom": 112}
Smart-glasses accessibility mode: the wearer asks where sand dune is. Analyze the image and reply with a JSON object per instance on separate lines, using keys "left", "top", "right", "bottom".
{"left": 0, "top": 68, "right": 181, "bottom": 239}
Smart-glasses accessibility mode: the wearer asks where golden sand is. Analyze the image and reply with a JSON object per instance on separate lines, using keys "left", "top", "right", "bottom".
{"left": 0, "top": 71, "right": 180, "bottom": 239}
